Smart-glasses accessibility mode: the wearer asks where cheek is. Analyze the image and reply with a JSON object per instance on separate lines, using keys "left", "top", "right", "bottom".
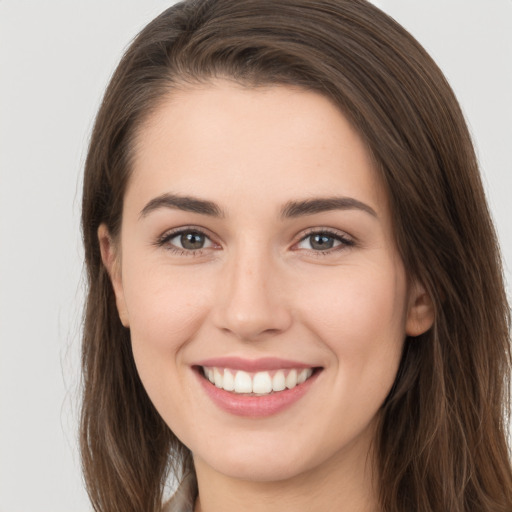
{"left": 297, "top": 264, "right": 407, "bottom": 434}
{"left": 121, "top": 264, "right": 215, "bottom": 427}
{"left": 121, "top": 259, "right": 213, "bottom": 369}
{"left": 303, "top": 262, "right": 406, "bottom": 333}
{"left": 298, "top": 261, "right": 408, "bottom": 384}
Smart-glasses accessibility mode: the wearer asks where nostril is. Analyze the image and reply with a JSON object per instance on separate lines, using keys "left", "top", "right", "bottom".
{"left": 213, "top": 306, "right": 292, "bottom": 341}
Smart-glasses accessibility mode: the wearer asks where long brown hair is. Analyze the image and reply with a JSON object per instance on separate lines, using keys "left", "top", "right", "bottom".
{"left": 80, "top": 1, "right": 512, "bottom": 510}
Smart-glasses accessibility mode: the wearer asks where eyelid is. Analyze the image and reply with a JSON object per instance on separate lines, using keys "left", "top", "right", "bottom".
{"left": 154, "top": 225, "right": 355, "bottom": 256}
{"left": 292, "top": 227, "right": 355, "bottom": 252}
{"left": 155, "top": 225, "right": 220, "bottom": 253}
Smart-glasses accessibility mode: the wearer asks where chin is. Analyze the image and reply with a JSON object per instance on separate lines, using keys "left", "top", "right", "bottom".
{"left": 192, "top": 432, "right": 327, "bottom": 483}
{"left": 204, "top": 455, "right": 309, "bottom": 483}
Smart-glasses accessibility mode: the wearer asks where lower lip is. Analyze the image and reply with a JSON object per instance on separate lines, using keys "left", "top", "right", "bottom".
{"left": 195, "top": 369, "right": 320, "bottom": 417}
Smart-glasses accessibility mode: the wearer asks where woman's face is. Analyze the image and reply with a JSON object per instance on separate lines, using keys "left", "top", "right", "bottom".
{"left": 101, "top": 81, "right": 432, "bottom": 483}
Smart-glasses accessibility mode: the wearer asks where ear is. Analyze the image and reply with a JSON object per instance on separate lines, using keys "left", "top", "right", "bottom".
{"left": 405, "top": 280, "right": 435, "bottom": 337}
{"left": 98, "top": 224, "right": 130, "bottom": 328}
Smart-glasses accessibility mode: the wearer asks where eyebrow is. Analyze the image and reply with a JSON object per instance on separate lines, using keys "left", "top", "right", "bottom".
{"left": 281, "top": 197, "right": 377, "bottom": 218}
{"left": 139, "top": 193, "right": 377, "bottom": 220}
{"left": 139, "top": 193, "right": 225, "bottom": 219}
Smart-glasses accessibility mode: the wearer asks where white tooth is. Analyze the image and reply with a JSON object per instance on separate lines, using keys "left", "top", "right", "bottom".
{"left": 234, "top": 370, "right": 252, "bottom": 393}
{"left": 223, "top": 369, "right": 235, "bottom": 391}
{"left": 285, "top": 369, "right": 298, "bottom": 389}
{"left": 297, "top": 368, "right": 310, "bottom": 384}
{"left": 252, "top": 371, "right": 272, "bottom": 394}
{"left": 272, "top": 370, "right": 286, "bottom": 392}
{"left": 207, "top": 367, "right": 215, "bottom": 383}
{"left": 214, "top": 368, "right": 223, "bottom": 388}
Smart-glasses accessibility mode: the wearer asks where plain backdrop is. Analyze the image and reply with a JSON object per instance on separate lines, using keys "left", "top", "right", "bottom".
{"left": 0, "top": 1, "right": 510, "bottom": 510}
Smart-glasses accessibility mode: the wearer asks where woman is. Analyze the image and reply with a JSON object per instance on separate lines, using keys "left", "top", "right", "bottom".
{"left": 80, "top": 0, "right": 512, "bottom": 511}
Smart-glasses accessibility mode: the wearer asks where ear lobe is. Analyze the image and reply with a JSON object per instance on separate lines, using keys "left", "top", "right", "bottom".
{"left": 405, "top": 281, "right": 435, "bottom": 337}
{"left": 98, "top": 224, "right": 130, "bottom": 328}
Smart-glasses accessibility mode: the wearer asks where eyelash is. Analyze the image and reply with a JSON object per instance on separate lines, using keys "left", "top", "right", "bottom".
{"left": 155, "top": 227, "right": 355, "bottom": 256}
{"left": 155, "top": 226, "right": 217, "bottom": 256}
{"left": 294, "top": 228, "right": 355, "bottom": 256}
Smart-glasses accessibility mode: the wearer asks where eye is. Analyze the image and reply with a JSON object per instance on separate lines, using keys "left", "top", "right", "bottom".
{"left": 295, "top": 230, "right": 354, "bottom": 252}
{"left": 157, "top": 228, "right": 216, "bottom": 253}
{"left": 174, "top": 231, "right": 211, "bottom": 250}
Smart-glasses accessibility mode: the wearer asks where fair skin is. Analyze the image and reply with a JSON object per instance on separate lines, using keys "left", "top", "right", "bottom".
{"left": 99, "top": 81, "right": 434, "bottom": 512}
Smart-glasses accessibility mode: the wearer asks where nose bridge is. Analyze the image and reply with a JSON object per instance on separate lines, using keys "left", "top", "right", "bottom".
{"left": 213, "top": 238, "right": 291, "bottom": 340}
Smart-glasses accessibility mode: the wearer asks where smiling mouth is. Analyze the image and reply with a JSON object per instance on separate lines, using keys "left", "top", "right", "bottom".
{"left": 198, "top": 366, "right": 320, "bottom": 396}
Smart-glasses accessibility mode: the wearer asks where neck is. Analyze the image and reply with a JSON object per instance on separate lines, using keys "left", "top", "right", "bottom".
{"left": 193, "top": 432, "right": 379, "bottom": 512}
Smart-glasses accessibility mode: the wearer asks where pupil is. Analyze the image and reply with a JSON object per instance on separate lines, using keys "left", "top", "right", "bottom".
{"left": 181, "top": 232, "right": 204, "bottom": 250}
{"left": 311, "top": 234, "right": 334, "bottom": 250}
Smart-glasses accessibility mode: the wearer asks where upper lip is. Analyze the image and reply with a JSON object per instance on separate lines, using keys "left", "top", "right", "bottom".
{"left": 194, "top": 356, "right": 317, "bottom": 372}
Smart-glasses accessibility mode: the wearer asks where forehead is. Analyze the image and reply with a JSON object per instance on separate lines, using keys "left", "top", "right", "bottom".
{"left": 127, "top": 81, "right": 388, "bottom": 219}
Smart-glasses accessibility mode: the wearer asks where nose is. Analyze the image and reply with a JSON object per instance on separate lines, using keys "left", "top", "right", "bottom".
{"left": 212, "top": 246, "right": 293, "bottom": 341}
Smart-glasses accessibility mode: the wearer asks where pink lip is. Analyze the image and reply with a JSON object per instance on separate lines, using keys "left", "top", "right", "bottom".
{"left": 193, "top": 364, "right": 321, "bottom": 418}
{"left": 194, "top": 356, "right": 314, "bottom": 372}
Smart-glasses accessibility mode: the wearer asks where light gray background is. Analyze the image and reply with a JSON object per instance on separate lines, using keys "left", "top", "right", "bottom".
{"left": 0, "top": 1, "right": 510, "bottom": 511}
